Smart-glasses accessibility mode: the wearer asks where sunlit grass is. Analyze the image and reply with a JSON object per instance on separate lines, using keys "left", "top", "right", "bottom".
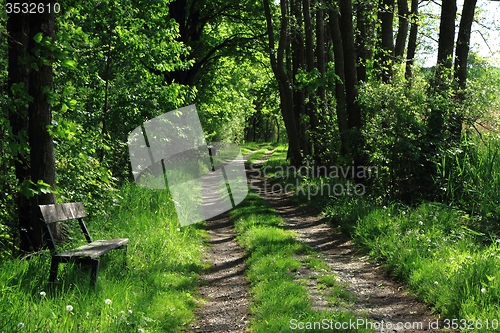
{"left": 230, "top": 191, "right": 371, "bottom": 332}
{"left": 0, "top": 182, "right": 208, "bottom": 332}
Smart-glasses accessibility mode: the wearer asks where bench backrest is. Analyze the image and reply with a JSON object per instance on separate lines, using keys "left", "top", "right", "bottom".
{"left": 39, "top": 202, "right": 87, "bottom": 223}
{"left": 38, "top": 203, "right": 92, "bottom": 253}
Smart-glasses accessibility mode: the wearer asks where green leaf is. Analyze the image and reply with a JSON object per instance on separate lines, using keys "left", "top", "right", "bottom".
{"left": 62, "top": 59, "right": 77, "bottom": 70}
{"left": 33, "top": 33, "right": 43, "bottom": 43}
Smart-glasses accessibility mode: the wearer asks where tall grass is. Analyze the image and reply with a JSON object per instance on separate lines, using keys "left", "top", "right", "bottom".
{"left": 0, "top": 182, "right": 207, "bottom": 332}
{"left": 439, "top": 133, "right": 500, "bottom": 232}
{"left": 325, "top": 198, "right": 500, "bottom": 330}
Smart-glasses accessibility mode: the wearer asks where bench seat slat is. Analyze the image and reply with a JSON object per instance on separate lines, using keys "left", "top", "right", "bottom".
{"left": 58, "top": 238, "right": 129, "bottom": 260}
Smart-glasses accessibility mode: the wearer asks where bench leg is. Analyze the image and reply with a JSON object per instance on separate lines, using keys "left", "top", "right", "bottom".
{"left": 49, "top": 257, "right": 60, "bottom": 284}
{"left": 90, "top": 259, "right": 100, "bottom": 287}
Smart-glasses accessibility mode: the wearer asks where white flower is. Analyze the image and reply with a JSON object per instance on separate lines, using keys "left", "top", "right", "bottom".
{"left": 120, "top": 310, "right": 125, "bottom": 315}
{"left": 128, "top": 309, "right": 133, "bottom": 314}
{"left": 402, "top": 211, "right": 406, "bottom": 215}
{"left": 17, "top": 322, "right": 24, "bottom": 329}
{"left": 383, "top": 206, "right": 387, "bottom": 210}
{"left": 177, "top": 228, "right": 180, "bottom": 232}
{"left": 105, "top": 299, "right": 112, "bottom": 305}
{"left": 419, "top": 221, "right": 423, "bottom": 225}
{"left": 40, "top": 291, "right": 46, "bottom": 297}
{"left": 66, "top": 305, "right": 73, "bottom": 312}
{"left": 434, "top": 281, "right": 438, "bottom": 285}
{"left": 449, "top": 258, "right": 455, "bottom": 261}
{"left": 481, "top": 288, "right": 487, "bottom": 293}
{"left": 138, "top": 329, "right": 144, "bottom": 333}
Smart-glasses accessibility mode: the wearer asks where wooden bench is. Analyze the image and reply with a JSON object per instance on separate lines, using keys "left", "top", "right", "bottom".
{"left": 38, "top": 202, "right": 129, "bottom": 287}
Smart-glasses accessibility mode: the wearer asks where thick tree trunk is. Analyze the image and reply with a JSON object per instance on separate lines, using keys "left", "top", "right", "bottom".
{"left": 27, "top": 1, "right": 57, "bottom": 249}
{"left": 394, "top": 0, "right": 409, "bottom": 60}
{"left": 405, "top": 0, "right": 418, "bottom": 80}
{"left": 8, "top": 1, "right": 58, "bottom": 253}
{"left": 451, "top": 0, "right": 477, "bottom": 142}
{"left": 7, "top": 10, "right": 32, "bottom": 253}
{"left": 264, "top": 0, "right": 302, "bottom": 166}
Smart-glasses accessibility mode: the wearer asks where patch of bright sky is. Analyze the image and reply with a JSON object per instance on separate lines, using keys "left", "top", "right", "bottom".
{"left": 416, "top": 0, "right": 500, "bottom": 67}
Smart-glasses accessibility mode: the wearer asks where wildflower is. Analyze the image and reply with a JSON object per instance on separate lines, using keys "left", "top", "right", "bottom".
{"left": 40, "top": 291, "right": 46, "bottom": 297}
{"left": 177, "top": 228, "right": 180, "bottom": 232}
{"left": 105, "top": 299, "right": 112, "bottom": 305}
{"left": 388, "top": 214, "right": 391, "bottom": 217}
{"left": 128, "top": 309, "right": 133, "bottom": 314}
{"left": 434, "top": 281, "right": 438, "bottom": 285}
{"left": 419, "top": 221, "right": 423, "bottom": 226}
{"left": 481, "top": 288, "right": 487, "bottom": 293}
{"left": 17, "top": 322, "right": 24, "bottom": 329}
{"left": 383, "top": 206, "right": 387, "bottom": 210}
{"left": 402, "top": 211, "right": 406, "bottom": 215}
{"left": 138, "top": 329, "right": 144, "bottom": 333}
{"left": 66, "top": 305, "right": 73, "bottom": 312}
{"left": 120, "top": 311, "right": 125, "bottom": 315}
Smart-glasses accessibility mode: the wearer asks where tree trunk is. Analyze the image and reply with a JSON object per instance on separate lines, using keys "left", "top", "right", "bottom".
{"left": 27, "top": 1, "right": 57, "bottom": 248}
{"left": 7, "top": 0, "right": 58, "bottom": 253}
{"left": 328, "top": 5, "right": 348, "bottom": 157}
{"left": 316, "top": 1, "right": 326, "bottom": 117}
{"left": 405, "top": 0, "right": 418, "bottom": 80}
{"left": 7, "top": 9, "right": 32, "bottom": 254}
{"left": 355, "top": 1, "right": 368, "bottom": 82}
{"left": 451, "top": 0, "right": 477, "bottom": 142}
{"left": 339, "top": 0, "right": 366, "bottom": 175}
{"left": 303, "top": 0, "right": 319, "bottom": 156}
{"left": 380, "top": 0, "right": 395, "bottom": 83}
{"left": 394, "top": 0, "right": 409, "bottom": 60}
{"left": 291, "top": 0, "right": 309, "bottom": 155}
{"left": 264, "top": 0, "right": 302, "bottom": 166}
{"left": 436, "top": 0, "right": 457, "bottom": 81}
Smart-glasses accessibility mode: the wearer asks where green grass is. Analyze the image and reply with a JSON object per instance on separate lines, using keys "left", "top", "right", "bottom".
{"left": 230, "top": 191, "right": 371, "bottom": 333}
{"left": 244, "top": 143, "right": 275, "bottom": 164}
{"left": 0, "top": 182, "right": 208, "bottom": 332}
{"left": 261, "top": 138, "right": 500, "bottom": 330}
{"left": 325, "top": 198, "right": 500, "bottom": 329}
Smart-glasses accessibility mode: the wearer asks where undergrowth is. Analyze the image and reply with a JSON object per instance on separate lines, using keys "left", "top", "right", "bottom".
{"left": 0, "top": 182, "right": 208, "bottom": 332}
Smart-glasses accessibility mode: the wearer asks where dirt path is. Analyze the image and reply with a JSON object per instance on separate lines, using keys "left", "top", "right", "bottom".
{"left": 187, "top": 152, "right": 254, "bottom": 332}
{"left": 189, "top": 148, "right": 451, "bottom": 332}
{"left": 247, "top": 151, "right": 450, "bottom": 333}
{"left": 187, "top": 212, "right": 250, "bottom": 332}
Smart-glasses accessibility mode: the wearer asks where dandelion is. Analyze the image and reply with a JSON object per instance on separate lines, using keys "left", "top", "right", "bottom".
{"left": 66, "top": 305, "right": 73, "bottom": 312}
{"left": 434, "top": 281, "right": 438, "bottom": 285}
{"left": 419, "top": 221, "right": 423, "bottom": 226}
{"left": 105, "top": 299, "right": 112, "bottom": 305}
{"left": 481, "top": 288, "right": 487, "bottom": 294}
{"left": 17, "top": 322, "right": 24, "bottom": 329}
{"left": 40, "top": 291, "right": 46, "bottom": 297}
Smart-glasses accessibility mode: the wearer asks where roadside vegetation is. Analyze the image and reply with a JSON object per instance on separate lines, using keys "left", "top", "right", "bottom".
{"left": 0, "top": 184, "right": 208, "bottom": 332}
{"left": 261, "top": 130, "right": 500, "bottom": 330}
